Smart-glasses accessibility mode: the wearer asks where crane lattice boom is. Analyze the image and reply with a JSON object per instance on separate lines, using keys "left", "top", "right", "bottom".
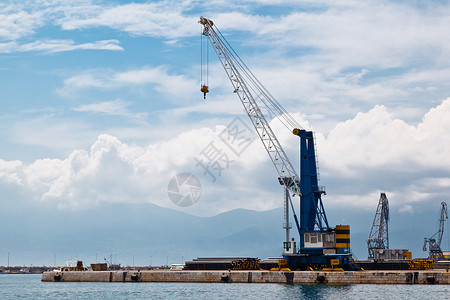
{"left": 367, "top": 193, "right": 390, "bottom": 259}
{"left": 423, "top": 202, "right": 448, "bottom": 261}
{"left": 199, "top": 16, "right": 300, "bottom": 196}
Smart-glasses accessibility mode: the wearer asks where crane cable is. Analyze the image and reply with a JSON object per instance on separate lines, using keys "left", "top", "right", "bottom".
{"left": 201, "top": 26, "right": 203, "bottom": 86}
{"left": 200, "top": 26, "right": 209, "bottom": 99}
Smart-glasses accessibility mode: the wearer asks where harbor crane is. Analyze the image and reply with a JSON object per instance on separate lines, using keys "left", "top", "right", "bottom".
{"left": 367, "top": 193, "right": 390, "bottom": 259}
{"left": 423, "top": 202, "right": 448, "bottom": 261}
{"left": 199, "top": 17, "right": 355, "bottom": 270}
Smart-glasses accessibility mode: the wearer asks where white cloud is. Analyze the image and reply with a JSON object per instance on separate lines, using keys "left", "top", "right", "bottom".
{"left": 0, "top": 4, "right": 44, "bottom": 40}
{"left": 254, "top": 3, "right": 450, "bottom": 67}
{"left": 0, "top": 159, "right": 24, "bottom": 185}
{"left": 60, "top": 66, "right": 198, "bottom": 101}
{"left": 15, "top": 130, "right": 218, "bottom": 210}
{"left": 4, "top": 0, "right": 450, "bottom": 62}
{"left": 2, "top": 1, "right": 450, "bottom": 218}
{"left": 0, "top": 39, "right": 123, "bottom": 53}
{"left": 0, "top": 122, "right": 276, "bottom": 214}
{"left": 320, "top": 98, "right": 450, "bottom": 176}
{"left": 73, "top": 99, "right": 147, "bottom": 119}
{"left": 7, "top": 115, "right": 95, "bottom": 157}
{"left": 1, "top": 98, "right": 450, "bottom": 216}
{"left": 3, "top": 1, "right": 450, "bottom": 127}
{"left": 62, "top": 72, "right": 109, "bottom": 89}
{"left": 161, "top": 96, "right": 243, "bottom": 119}
{"left": 399, "top": 204, "right": 414, "bottom": 215}
{"left": 56, "top": 1, "right": 198, "bottom": 39}
{"left": 0, "top": 1, "right": 123, "bottom": 53}
{"left": 198, "top": 3, "right": 450, "bottom": 127}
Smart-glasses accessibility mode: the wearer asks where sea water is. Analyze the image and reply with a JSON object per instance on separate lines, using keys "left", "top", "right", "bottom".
{"left": 0, "top": 274, "right": 449, "bottom": 299}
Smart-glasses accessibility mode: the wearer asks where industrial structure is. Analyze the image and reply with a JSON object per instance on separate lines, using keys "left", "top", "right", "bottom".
{"left": 199, "top": 16, "right": 356, "bottom": 270}
{"left": 362, "top": 193, "right": 413, "bottom": 269}
{"left": 423, "top": 202, "right": 448, "bottom": 261}
{"left": 367, "top": 193, "right": 390, "bottom": 259}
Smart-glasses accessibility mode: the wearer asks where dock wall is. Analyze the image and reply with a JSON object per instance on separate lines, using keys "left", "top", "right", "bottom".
{"left": 42, "top": 270, "right": 450, "bottom": 284}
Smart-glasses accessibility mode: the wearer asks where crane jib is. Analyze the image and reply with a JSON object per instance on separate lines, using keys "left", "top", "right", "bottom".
{"left": 199, "top": 17, "right": 300, "bottom": 188}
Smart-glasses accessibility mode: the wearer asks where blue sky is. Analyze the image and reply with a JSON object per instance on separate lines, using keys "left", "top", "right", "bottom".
{"left": 2, "top": 0, "right": 450, "bottom": 223}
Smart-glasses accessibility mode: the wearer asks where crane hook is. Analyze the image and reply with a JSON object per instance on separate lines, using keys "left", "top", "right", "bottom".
{"left": 201, "top": 84, "right": 209, "bottom": 99}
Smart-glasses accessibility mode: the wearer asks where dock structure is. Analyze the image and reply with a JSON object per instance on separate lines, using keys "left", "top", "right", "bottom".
{"left": 42, "top": 270, "right": 450, "bottom": 284}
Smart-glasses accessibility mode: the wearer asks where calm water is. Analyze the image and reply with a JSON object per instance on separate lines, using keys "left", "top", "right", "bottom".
{"left": 0, "top": 274, "right": 449, "bottom": 299}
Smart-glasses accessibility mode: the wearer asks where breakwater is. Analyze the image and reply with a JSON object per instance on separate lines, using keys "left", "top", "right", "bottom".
{"left": 41, "top": 269, "right": 450, "bottom": 284}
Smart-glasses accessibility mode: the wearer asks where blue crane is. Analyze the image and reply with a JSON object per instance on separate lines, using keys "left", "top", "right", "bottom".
{"left": 199, "top": 17, "right": 356, "bottom": 270}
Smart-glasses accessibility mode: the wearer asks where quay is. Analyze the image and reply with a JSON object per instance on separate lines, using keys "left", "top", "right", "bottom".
{"left": 42, "top": 269, "right": 450, "bottom": 284}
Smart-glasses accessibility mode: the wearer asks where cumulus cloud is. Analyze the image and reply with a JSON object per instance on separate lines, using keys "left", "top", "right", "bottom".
{"left": 321, "top": 98, "right": 450, "bottom": 175}
{"left": 0, "top": 159, "right": 24, "bottom": 185}
{"left": 1, "top": 98, "right": 450, "bottom": 216}
{"left": 0, "top": 129, "right": 211, "bottom": 209}
{"left": 0, "top": 119, "right": 278, "bottom": 215}
{"left": 315, "top": 98, "right": 450, "bottom": 212}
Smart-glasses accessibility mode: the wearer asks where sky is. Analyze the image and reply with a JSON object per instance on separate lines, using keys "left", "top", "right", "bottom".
{"left": 1, "top": 0, "right": 450, "bottom": 234}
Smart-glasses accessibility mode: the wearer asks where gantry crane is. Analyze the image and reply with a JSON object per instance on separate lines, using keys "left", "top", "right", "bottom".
{"left": 199, "top": 17, "right": 355, "bottom": 270}
{"left": 423, "top": 202, "right": 448, "bottom": 261}
{"left": 367, "top": 193, "right": 390, "bottom": 259}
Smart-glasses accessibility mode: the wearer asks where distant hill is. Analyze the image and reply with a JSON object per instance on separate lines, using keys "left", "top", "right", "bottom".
{"left": 0, "top": 202, "right": 447, "bottom": 267}
{"left": 0, "top": 203, "right": 283, "bottom": 266}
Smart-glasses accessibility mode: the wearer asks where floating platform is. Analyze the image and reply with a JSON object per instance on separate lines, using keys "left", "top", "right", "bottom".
{"left": 42, "top": 269, "right": 450, "bottom": 284}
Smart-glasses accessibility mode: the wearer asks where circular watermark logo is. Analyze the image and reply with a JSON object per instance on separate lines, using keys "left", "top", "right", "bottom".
{"left": 167, "top": 173, "right": 202, "bottom": 207}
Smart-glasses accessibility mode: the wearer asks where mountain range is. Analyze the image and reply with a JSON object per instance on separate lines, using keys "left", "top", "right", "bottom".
{"left": 0, "top": 202, "right": 447, "bottom": 267}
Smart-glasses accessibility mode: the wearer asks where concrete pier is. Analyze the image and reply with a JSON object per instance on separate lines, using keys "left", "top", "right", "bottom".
{"left": 42, "top": 269, "right": 450, "bottom": 284}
